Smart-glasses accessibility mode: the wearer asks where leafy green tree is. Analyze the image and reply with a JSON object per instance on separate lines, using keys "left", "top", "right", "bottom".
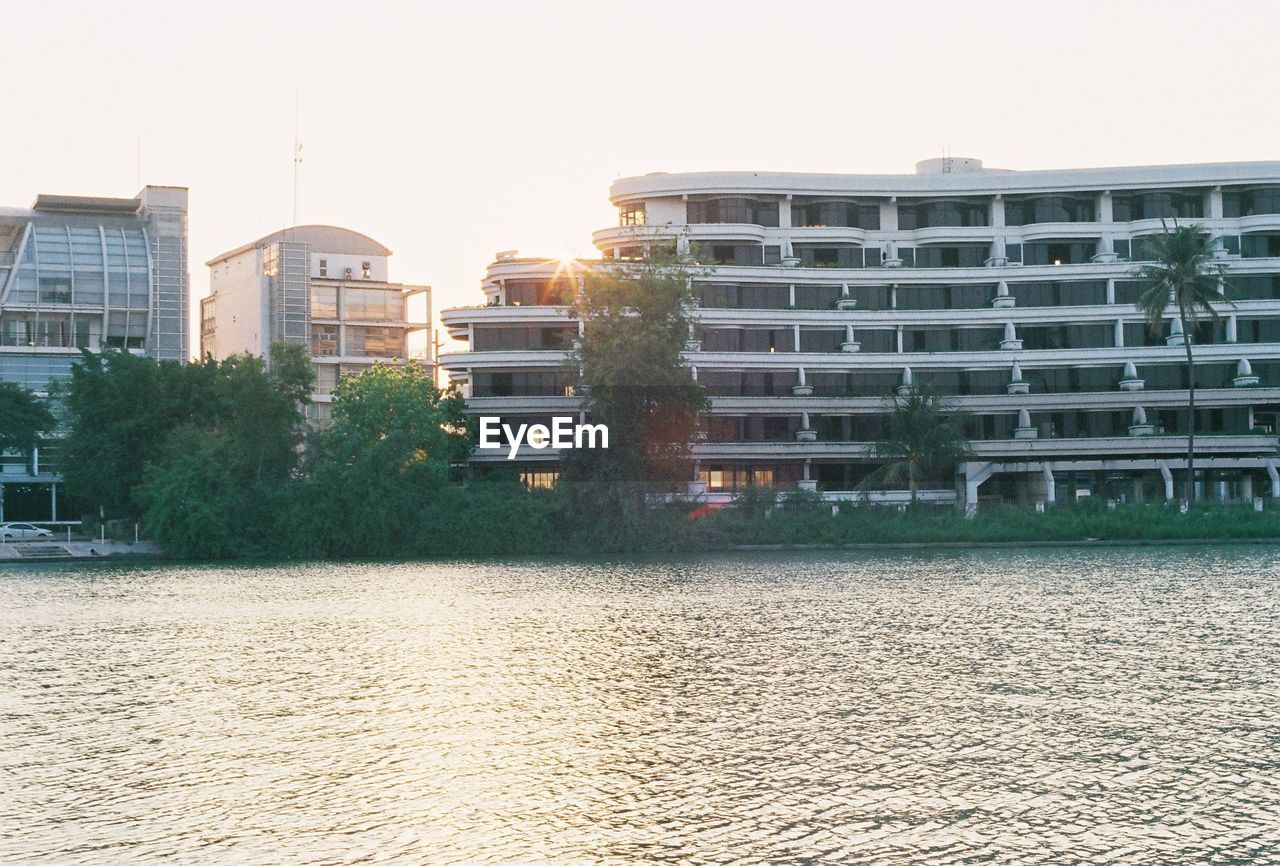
{"left": 859, "top": 383, "right": 973, "bottom": 503}
{"left": 560, "top": 251, "right": 708, "bottom": 545}
{"left": 0, "top": 380, "right": 56, "bottom": 457}
{"left": 305, "top": 362, "right": 467, "bottom": 555}
{"left": 1135, "top": 223, "right": 1230, "bottom": 504}
{"left": 59, "top": 351, "right": 220, "bottom": 517}
{"left": 136, "top": 425, "right": 240, "bottom": 558}
{"left": 214, "top": 343, "right": 315, "bottom": 488}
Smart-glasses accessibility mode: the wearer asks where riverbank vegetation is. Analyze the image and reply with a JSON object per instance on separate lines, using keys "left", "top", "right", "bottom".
{"left": 17, "top": 344, "right": 1280, "bottom": 558}
{"left": 10, "top": 243, "right": 1279, "bottom": 558}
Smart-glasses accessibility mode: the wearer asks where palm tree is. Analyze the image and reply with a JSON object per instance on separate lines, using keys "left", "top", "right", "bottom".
{"left": 1134, "top": 222, "right": 1230, "bottom": 505}
{"left": 859, "top": 382, "right": 973, "bottom": 503}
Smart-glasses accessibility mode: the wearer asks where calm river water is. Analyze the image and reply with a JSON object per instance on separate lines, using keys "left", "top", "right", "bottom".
{"left": 2, "top": 549, "right": 1278, "bottom": 864}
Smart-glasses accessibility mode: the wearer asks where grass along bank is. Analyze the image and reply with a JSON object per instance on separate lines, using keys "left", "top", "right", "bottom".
{"left": 698, "top": 498, "right": 1280, "bottom": 548}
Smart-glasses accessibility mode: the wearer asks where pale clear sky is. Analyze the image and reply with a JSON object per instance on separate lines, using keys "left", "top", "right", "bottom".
{"left": 2, "top": 0, "right": 1277, "bottom": 355}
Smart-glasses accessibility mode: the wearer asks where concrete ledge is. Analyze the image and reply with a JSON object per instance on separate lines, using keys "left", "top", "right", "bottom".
{"left": 733, "top": 537, "right": 1280, "bottom": 552}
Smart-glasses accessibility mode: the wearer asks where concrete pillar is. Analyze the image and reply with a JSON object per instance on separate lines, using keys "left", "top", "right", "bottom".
{"left": 1106, "top": 278, "right": 1116, "bottom": 305}
{"left": 991, "top": 195, "right": 1005, "bottom": 228}
{"left": 1208, "top": 186, "right": 1223, "bottom": 220}
{"left": 880, "top": 198, "right": 899, "bottom": 232}
{"left": 1114, "top": 318, "right": 1125, "bottom": 348}
{"left": 1159, "top": 462, "right": 1175, "bottom": 500}
{"left": 1268, "top": 461, "right": 1280, "bottom": 498}
{"left": 1042, "top": 465, "right": 1055, "bottom": 506}
{"left": 788, "top": 284, "right": 796, "bottom": 307}
{"left": 896, "top": 326, "right": 904, "bottom": 353}
{"left": 793, "top": 324, "right": 801, "bottom": 351}
{"left": 1226, "top": 314, "right": 1238, "bottom": 343}
{"left": 1099, "top": 190, "right": 1113, "bottom": 223}
{"left": 963, "top": 462, "right": 993, "bottom": 517}
{"left": 779, "top": 195, "right": 793, "bottom": 229}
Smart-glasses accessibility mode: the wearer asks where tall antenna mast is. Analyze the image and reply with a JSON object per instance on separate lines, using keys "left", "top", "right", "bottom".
{"left": 292, "top": 92, "right": 303, "bottom": 226}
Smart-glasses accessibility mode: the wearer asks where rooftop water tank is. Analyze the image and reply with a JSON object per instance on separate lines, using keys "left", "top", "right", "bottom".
{"left": 915, "top": 156, "right": 985, "bottom": 174}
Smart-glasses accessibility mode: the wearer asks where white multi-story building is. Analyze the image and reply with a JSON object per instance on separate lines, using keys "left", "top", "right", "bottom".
{"left": 0, "top": 186, "right": 189, "bottom": 523}
{"left": 202, "top": 225, "right": 431, "bottom": 425}
{"left": 441, "top": 158, "right": 1280, "bottom": 509}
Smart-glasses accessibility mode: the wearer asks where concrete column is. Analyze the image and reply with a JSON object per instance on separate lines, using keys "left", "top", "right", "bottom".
{"left": 896, "top": 326, "right": 904, "bottom": 353}
{"left": 1106, "top": 278, "right": 1116, "bottom": 304}
{"left": 779, "top": 195, "right": 793, "bottom": 229}
{"left": 788, "top": 284, "right": 796, "bottom": 307}
{"left": 991, "top": 195, "right": 1005, "bottom": 228}
{"left": 1208, "top": 186, "right": 1223, "bottom": 220}
{"left": 793, "top": 324, "right": 801, "bottom": 351}
{"left": 963, "top": 462, "right": 993, "bottom": 517}
{"left": 1226, "top": 314, "right": 1238, "bottom": 343}
{"left": 1115, "top": 319, "right": 1125, "bottom": 348}
{"left": 881, "top": 198, "right": 899, "bottom": 232}
{"left": 1099, "top": 190, "right": 1113, "bottom": 223}
{"left": 1268, "top": 461, "right": 1280, "bottom": 498}
{"left": 1159, "top": 462, "right": 1175, "bottom": 500}
{"left": 1042, "top": 465, "right": 1056, "bottom": 506}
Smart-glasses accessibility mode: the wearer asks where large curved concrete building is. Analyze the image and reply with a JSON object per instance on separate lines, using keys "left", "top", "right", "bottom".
{"left": 441, "top": 158, "right": 1280, "bottom": 508}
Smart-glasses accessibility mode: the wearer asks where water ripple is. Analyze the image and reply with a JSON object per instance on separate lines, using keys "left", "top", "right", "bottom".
{"left": 1, "top": 548, "right": 1278, "bottom": 863}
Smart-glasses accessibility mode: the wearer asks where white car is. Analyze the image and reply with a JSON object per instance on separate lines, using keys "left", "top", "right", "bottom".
{"left": 1, "top": 523, "right": 54, "bottom": 541}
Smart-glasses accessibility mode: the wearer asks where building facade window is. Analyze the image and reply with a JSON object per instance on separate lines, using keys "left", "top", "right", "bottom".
{"left": 1004, "top": 195, "right": 1096, "bottom": 225}
{"left": 1112, "top": 190, "right": 1204, "bottom": 221}
{"left": 898, "top": 199, "right": 989, "bottom": 229}
{"left": 618, "top": 204, "right": 646, "bottom": 226}
{"left": 687, "top": 197, "right": 780, "bottom": 226}
{"left": 1222, "top": 186, "right": 1280, "bottom": 218}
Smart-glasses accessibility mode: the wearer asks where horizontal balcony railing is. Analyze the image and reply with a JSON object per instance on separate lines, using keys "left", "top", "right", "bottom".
{"left": 440, "top": 343, "right": 1280, "bottom": 373}
{"left": 465, "top": 434, "right": 1280, "bottom": 464}
{"left": 459, "top": 388, "right": 1280, "bottom": 418}
{"left": 0, "top": 335, "right": 101, "bottom": 350}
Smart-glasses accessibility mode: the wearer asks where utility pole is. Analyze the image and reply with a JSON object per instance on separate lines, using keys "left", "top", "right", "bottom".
{"left": 292, "top": 92, "right": 303, "bottom": 226}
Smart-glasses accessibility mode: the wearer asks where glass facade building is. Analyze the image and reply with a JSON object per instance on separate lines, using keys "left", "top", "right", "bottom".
{"left": 0, "top": 187, "right": 189, "bottom": 522}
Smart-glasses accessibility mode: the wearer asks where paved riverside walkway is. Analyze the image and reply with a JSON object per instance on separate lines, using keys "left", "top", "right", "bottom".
{"left": 0, "top": 540, "right": 162, "bottom": 562}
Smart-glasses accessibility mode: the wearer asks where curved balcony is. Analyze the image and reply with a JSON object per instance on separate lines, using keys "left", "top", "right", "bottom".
{"left": 680, "top": 342, "right": 1280, "bottom": 371}
{"left": 438, "top": 348, "right": 571, "bottom": 371}
{"left": 440, "top": 304, "right": 573, "bottom": 339}
{"left": 705, "top": 387, "right": 1280, "bottom": 415}
{"left": 590, "top": 224, "right": 683, "bottom": 252}
{"left": 1014, "top": 223, "right": 1107, "bottom": 242}
{"left": 905, "top": 225, "right": 997, "bottom": 244}
{"left": 1236, "top": 213, "right": 1280, "bottom": 234}
{"left": 786, "top": 226, "right": 869, "bottom": 245}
